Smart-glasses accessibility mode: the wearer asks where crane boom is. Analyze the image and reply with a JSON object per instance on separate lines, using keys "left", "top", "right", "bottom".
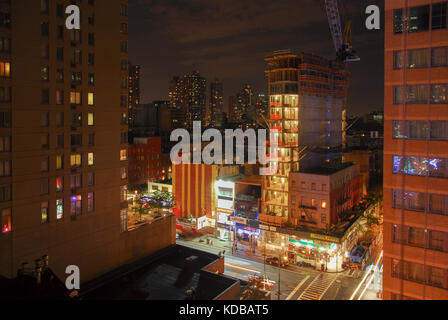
{"left": 325, "top": 0, "right": 343, "bottom": 52}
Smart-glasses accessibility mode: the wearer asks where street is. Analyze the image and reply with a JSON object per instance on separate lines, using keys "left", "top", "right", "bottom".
{"left": 177, "top": 239, "right": 382, "bottom": 300}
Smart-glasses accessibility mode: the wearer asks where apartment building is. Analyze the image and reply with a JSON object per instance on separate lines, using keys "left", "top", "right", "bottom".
{"left": 384, "top": 0, "right": 448, "bottom": 300}
{"left": 0, "top": 0, "right": 174, "bottom": 282}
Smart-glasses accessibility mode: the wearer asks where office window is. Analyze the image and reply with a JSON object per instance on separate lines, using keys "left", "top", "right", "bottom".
{"left": 71, "top": 134, "right": 82, "bottom": 147}
{"left": 70, "top": 30, "right": 82, "bottom": 44}
{"left": 42, "top": 89, "right": 50, "bottom": 104}
{"left": 121, "top": 167, "right": 128, "bottom": 180}
{"left": 0, "top": 12, "right": 11, "bottom": 28}
{"left": 56, "top": 155, "right": 64, "bottom": 170}
{"left": 56, "top": 4, "right": 64, "bottom": 17}
{"left": 70, "top": 91, "right": 81, "bottom": 105}
{"left": 88, "top": 133, "right": 95, "bottom": 146}
{"left": 321, "top": 200, "right": 327, "bottom": 209}
{"left": 0, "top": 37, "right": 10, "bottom": 53}
{"left": 121, "top": 59, "right": 128, "bottom": 71}
{"left": 0, "top": 87, "right": 10, "bottom": 102}
{"left": 41, "top": 0, "right": 49, "bottom": 14}
{"left": 432, "top": 2, "right": 448, "bottom": 30}
{"left": 120, "top": 185, "right": 128, "bottom": 202}
{"left": 56, "top": 69, "right": 64, "bottom": 83}
{"left": 394, "top": 49, "right": 429, "bottom": 69}
{"left": 41, "top": 44, "right": 49, "bottom": 59}
{"left": 88, "top": 14, "right": 95, "bottom": 25}
{"left": 41, "top": 179, "right": 49, "bottom": 195}
{"left": 88, "top": 113, "right": 94, "bottom": 126}
{"left": 41, "top": 66, "right": 49, "bottom": 81}
{"left": 88, "top": 73, "right": 95, "bottom": 85}
{"left": 70, "top": 195, "right": 82, "bottom": 217}
{"left": 120, "top": 132, "right": 127, "bottom": 144}
{"left": 41, "top": 134, "right": 49, "bottom": 149}
{"left": 71, "top": 113, "right": 82, "bottom": 127}
{"left": 41, "top": 22, "right": 49, "bottom": 36}
{"left": 71, "top": 72, "right": 82, "bottom": 85}
{"left": 431, "top": 84, "right": 448, "bottom": 104}
{"left": 120, "top": 209, "right": 128, "bottom": 233}
{"left": 393, "top": 9, "right": 403, "bottom": 34}
{"left": 88, "top": 172, "right": 95, "bottom": 186}
{"left": 393, "top": 155, "right": 448, "bottom": 178}
{"left": 121, "top": 40, "right": 128, "bottom": 53}
{"left": 88, "top": 93, "right": 94, "bottom": 106}
{"left": 56, "top": 176, "right": 64, "bottom": 192}
{"left": 71, "top": 49, "right": 82, "bottom": 65}
{"left": 120, "top": 149, "right": 128, "bottom": 161}
{"left": 70, "top": 174, "right": 81, "bottom": 189}
{"left": 88, "top": 153, "right": 94, "bottom": 166}
{"left": 121, "top": 76, "right": 127, "bottom": 89}
{"left": 56, "top": 90, "right": 64, "bottom": 105}
{"left": 393, "top": 190, "right": 427, "bottom": 212}
{"left": 0, "top": 185, "right": 11, "bottom": 202}
{"left": 88, "top": 53, "right": 94, "bottom": 66}
{"left": 120, "top": 23, "right": 128, "bottom": 34}
{"left": 429, "top": 230, "right": 445, "bottom": 251}
{"left": 0, "top": 136, "right": 10, "bottom": 152}
{"left": 1, "top": 208, "right": 11, "bottom": 233}
{"left": 41, "top": 157, "right": 49, "bottom": 172}
{"left": 0, "top": 160, "right": 10, "bottom": 177}
{"left": 56, "top": 47, "right": 64, "bottom": 61}
{"left": 41, "top": 202, "right": 49, "bottom": 224}
{"left": 56, "top": 112, "right": 64, "bottom": 127}
{"left": 56, "top": 199, "right": 63, "bottom": 220}
{"left": 70, "top": 154, "right": 81, "bottom": 167}
{"left": 121, "top": 113, "right": 127, "bottom": 125}
{"left": 57, "top": 25, "right": 64, "bottom": 40}
{"left": 409, "top": 5, "right": 430, "bottom": 33}
{"left": 432, "top": 47, "right": 448, "bottom": 67}
{"left": 88, "top": 33, "right": 94, "bottom": 45}
{"left": 57, "top": 135, "right": 64, "bottom": 150}
{"left": 121, "top": 95, "right": 127, "bottom": 107}
{"left": 88, "top": 192, "right": 94, "bottom": 212}
{"left": 120, "top": 4, "right": 128, "bottom": 16}
{"left": 0, "top": 112, "right": 10, "bottom": 128}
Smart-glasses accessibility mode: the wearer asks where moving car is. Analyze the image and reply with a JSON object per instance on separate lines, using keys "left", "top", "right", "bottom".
{"left": 265, "top": 256, "right": 288, "bottom": 267}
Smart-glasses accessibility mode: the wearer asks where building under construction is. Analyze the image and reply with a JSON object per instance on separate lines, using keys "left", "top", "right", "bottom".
{"left": 261, "top": 50, "right": 351, "bottom": 226}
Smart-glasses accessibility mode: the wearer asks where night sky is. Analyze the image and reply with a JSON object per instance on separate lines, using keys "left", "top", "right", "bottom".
{"left": 129, "top": 0, "right": 384, "bottom": 116}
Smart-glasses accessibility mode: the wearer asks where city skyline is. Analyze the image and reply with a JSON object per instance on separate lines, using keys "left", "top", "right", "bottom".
{"left": 129, "top": 0, "right": 384, "bottom": 116}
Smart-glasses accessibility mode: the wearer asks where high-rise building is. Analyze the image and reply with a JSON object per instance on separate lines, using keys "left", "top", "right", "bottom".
{"left": 234, "top": 84, "right": 254, "bottom": 123}
{"left": 262, "top": 50, "right": 350, "bottom": 225}
{"left": 128, "top": 64, "right": 140, "bottom": 129}
{"left": 169, "top": 71, "right": 206, "bottom": 132}
{"left": 384, "top": 1, "right": 448, "bottom": 300}
{"left": 210, "top": 79, "right": 224, "bottom": 127}
{"left": 0, "top": 0, "right": 174, "bottom": 281}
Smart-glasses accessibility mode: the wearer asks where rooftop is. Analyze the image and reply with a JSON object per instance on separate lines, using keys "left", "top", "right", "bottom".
{"left": 298, "top": 162, "right": 355, "bottom": 176}
{"left": 81, "top": 245, "right": 239, "bottom": 300}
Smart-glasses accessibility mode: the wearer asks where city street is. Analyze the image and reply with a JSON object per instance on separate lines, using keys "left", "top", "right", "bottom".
{"left": 177, "top": 238, "right": 382, "bottom": 300}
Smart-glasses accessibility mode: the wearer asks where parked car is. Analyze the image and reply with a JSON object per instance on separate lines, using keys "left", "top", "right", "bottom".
{"left": 265, "top": 256, "right": 288, "bottom": 267}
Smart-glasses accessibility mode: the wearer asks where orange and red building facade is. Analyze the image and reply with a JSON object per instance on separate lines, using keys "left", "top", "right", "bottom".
{"left": 384, "top": 0, "right": 448, "bottom": 300}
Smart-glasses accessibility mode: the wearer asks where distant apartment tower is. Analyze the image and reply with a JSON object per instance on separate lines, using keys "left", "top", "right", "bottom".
{"left": 262, "top": 50, "right": 349, "bottom": 224}
{"left": 128, "top": 64, "right": 140, "bottom": 128}
{"left": 234, "top": 84, "right": 254, "bottom": 122}
{"left": 169, "top": 71, "right": 206, "bottom": 132}
{"left": 384, "top": 1, "right": 448, "bottom": 300}
{"left": 210, "top": 79, "right": 224, "bottom": 127}
{"left": 0, "top": 0, "right": 174, "bottom": 281}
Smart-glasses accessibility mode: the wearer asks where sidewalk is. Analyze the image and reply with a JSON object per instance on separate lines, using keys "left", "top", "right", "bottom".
{"left": 184, "top": 234, "right": 352, "bottom": 276}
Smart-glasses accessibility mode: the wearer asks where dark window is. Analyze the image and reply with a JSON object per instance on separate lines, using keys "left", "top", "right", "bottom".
{"left": 432, "top": 2, "right": 448, "bottom": 30}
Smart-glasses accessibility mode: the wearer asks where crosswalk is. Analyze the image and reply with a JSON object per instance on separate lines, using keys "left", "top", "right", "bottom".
{"left": 298, "top": 274, "right": 338, "bottom": 300}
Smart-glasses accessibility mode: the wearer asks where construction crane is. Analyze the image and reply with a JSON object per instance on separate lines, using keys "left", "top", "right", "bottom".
{"left": 325, "top": 0, "right": 360, "bottom": 63}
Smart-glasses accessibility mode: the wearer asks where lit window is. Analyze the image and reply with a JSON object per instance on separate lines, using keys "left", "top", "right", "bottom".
{"left": 70, "top": 195, "right": 82, "bottom": 217}
{"left": 70, "top": 91, "right": 81, "bottom": 105}
{"left": 88, "top": 113, "right": 94, "bottom": 126}
{"left": 120, "top": 209, "right": 128, "bottom": 233}
{"left": 121, "top": 167, "right": 128, "bottom": 180}
{"left": 88, "top": 92, "right": 94, "bottom": 105}
{"left": 120, "top": 185, "right": 127, "bottom": 202}
{"left": 56, "top": 199, "right": 63, "bottom": 220}
{"left": 0, "top": 61, "right": 11, "bottom": 78}
{"left": 1, "top": 208, "right": 11, "bottom": 233}
{"left": 120, "top": 149, "right": 128, "bottom": 161}
{"left": 56, "top": 155, "right": 64, "bottom": 170}
{"left": 41, "top": 66, "right": 49, "bottom": 81}
{"left": 88, "top": 192, "right": 94, "bottom": 212}
{"left": 41, "top": 202, "right": 49, "bottom": 224}
{"left": 70, "top": 154, "right": 82, "bottom": 167}
{"left": 88, "top": 153, "right": 94, "bottom": 166}
{"left": 322, "top": 200, "right": 327, "bottom": 209}
{"left": 56, "top": 176, "right": 64, "bottom": 192}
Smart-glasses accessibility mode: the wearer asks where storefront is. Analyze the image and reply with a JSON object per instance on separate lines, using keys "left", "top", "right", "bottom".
{"left": 233, "top": 218, "right": 260, "bottom": 252}
{"left": 216, "top": 209, "right": 234, "bottom": 241}
{"left": 288, "top": 237, "right": 342, "bottom": 271}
